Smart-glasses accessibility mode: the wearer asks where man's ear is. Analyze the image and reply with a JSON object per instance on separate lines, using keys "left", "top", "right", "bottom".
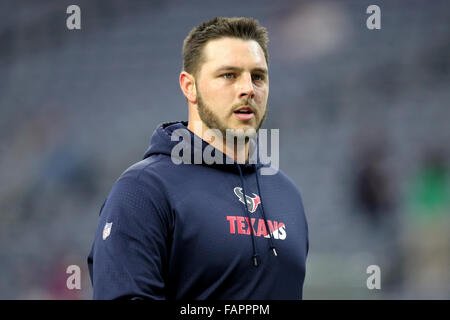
{"left": 179, "top": 71, "right": 197, "bottom": 104}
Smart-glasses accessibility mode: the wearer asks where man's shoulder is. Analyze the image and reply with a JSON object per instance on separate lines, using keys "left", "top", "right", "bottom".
{"left": 261, "top": 165, "right": 296, "bottom": 185}
{"left": 103, "top": 155, "right": 175, "bottom": 210}
{"left": 121, "top": 154, "right": 178, "bottom": 180}
{"left": 263, "top": 165, "right": 303, "bottom": 197}
{"left": 106, "top": 154, "right": 178, "bottom": 195}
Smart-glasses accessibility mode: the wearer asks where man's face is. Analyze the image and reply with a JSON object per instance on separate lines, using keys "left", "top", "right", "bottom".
{"left": 194, "top": 37, "right": 269, "bottom": 137}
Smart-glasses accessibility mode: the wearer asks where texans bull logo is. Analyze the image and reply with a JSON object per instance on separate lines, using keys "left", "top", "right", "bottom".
{"left": 233, "top": 187, "right": 261, "bottom": 213}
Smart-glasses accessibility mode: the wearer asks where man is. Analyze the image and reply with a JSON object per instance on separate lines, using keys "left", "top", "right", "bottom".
{"left": 87, "top": 17, "right": 309, "bottom": 300}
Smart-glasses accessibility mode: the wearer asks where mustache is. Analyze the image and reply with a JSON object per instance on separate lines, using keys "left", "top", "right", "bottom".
{"left": 232, "top": 100, "right": 258, "bottom": 114}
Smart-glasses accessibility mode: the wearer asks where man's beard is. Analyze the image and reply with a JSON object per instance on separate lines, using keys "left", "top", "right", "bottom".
{"left": 196, "top": 89, "right": 267, "bottom": 139}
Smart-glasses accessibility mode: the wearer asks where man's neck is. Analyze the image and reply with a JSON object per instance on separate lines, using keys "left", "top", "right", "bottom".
{"left": 187, "top": 120, "right": 249, "bottom": 163}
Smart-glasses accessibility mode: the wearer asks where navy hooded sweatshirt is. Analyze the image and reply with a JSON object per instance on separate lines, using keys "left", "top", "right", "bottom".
{"left": 87, "top": 121, "right": 309, "bottom": 300}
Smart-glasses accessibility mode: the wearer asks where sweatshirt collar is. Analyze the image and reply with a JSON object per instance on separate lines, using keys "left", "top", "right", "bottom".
{"left": 143, "top": 121, "right": 264, "bottom": 173}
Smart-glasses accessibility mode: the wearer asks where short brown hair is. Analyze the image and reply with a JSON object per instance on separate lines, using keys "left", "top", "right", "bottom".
{"left": 182, "top": 17, "right": 269, "bottom": 77}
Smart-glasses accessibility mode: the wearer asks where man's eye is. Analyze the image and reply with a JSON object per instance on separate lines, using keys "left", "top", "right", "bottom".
{"left": 222, "top": 73, "right": 235, "bottom": 79}
{"left": 252, "top": 74, "right": 264, "bottom": 81}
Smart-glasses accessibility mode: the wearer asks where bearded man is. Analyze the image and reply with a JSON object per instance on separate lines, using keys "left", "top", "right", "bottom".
{"left": 88, "top": 17, "right": 309, "bottom": 300}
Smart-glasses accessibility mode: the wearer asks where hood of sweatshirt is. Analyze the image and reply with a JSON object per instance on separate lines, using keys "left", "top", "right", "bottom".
{"left": 142, "top": 120, "right": 276, "bottom": 266}
{"left": 143, "top": 120, "right": 264, "bottom": 172}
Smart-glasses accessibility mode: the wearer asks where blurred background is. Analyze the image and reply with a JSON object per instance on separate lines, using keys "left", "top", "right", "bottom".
{"left": 0, "top": 0, "right": 449, "bottom": 299}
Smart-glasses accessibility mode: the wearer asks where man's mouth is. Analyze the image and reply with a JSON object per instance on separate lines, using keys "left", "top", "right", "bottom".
{"left": 233, "top": 106, "right": 255, "bottom": 121}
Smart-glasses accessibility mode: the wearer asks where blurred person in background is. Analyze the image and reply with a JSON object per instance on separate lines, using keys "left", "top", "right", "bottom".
{"left": 402, "top": 148, "right": 450, "bottom": 298}
{"left": 351, "top": 140, "right": 404, "bottom": 293}
{"left": 353, "top": 143, "right": 395, "bottom": 227}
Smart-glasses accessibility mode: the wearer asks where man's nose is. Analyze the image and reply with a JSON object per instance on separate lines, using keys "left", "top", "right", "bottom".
{"left": 238, "top": 73, "right": 255, "bottom": 100}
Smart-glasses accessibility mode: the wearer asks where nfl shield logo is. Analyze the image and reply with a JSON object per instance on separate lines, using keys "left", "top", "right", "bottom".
{"left": 102, "top": 222, "right": 113, "bottom": 240}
